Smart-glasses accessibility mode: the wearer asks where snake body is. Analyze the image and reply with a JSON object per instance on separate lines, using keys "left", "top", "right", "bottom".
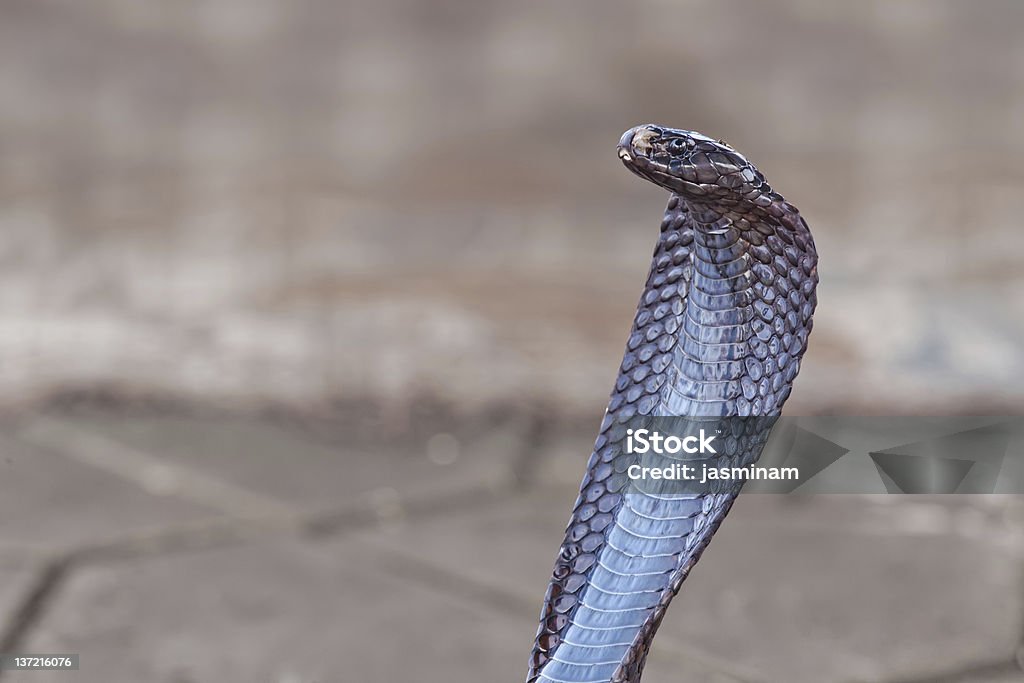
{"left": 526, "top": 125, "right": 818, "bottom": 683}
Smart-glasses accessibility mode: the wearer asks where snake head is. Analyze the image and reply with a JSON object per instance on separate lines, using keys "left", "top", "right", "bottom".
{"left": 617, "top": 125, "right": 766, "bottom": 205}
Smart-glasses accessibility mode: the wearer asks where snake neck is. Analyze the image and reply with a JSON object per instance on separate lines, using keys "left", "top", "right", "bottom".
{"left": 662, "top": 192, "right": 817, "bottom": 417}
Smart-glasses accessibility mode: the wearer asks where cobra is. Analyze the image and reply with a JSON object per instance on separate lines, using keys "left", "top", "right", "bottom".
{"left": 526, "top": 125, "right": 818, "bottom": 683}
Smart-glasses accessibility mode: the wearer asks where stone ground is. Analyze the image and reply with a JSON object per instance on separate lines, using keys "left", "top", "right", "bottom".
{"left": 0, "top": 403, "right": 1021, "bottom": 683}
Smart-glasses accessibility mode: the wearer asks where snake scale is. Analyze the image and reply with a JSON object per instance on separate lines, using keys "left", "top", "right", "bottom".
{"left": 525, "top": 125, "right": 818, "bottom": 683}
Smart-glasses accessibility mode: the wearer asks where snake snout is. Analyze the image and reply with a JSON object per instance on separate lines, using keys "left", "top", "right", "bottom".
{"left": 617, "top": 129, "right": 636, "bottom": 162}
{"left": 618, "top": 125, "right": 661, "bottom": 163}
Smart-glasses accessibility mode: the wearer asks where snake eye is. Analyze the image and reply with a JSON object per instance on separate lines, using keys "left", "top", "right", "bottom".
{"left": 667, "top": 138, "right": 688, "bottom": 151}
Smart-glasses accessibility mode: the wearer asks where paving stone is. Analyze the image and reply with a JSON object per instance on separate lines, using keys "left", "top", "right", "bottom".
{"left": 12, "top": 536, "right": 531, "bottom": 683}
{"left": 664, "top": 496, "right": 1024, "bottom": 683}
{"left": 0, "top": 554, "right": 43, "bottom": 632}
{"left": 19, "top": 412, "right": 517, "bottom": 516}
{"left": 354, "top": 486, "right": 769, "bottom": 681}
{"left": 0, "top": 431, "right": 218, "bottom": 553}
{"left": 352, "top": 486, "right": 577, "bottom": 602}
{"left": 15, "top": 525, "right": 738, "bottom": 683}
{"left": 359, "top": 490, "right": 1024, "bottom": 683}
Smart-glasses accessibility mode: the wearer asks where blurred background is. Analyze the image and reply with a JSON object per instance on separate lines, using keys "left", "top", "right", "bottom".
{"left": 1, "top": 1, "right": 1023, "bottom": 681}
